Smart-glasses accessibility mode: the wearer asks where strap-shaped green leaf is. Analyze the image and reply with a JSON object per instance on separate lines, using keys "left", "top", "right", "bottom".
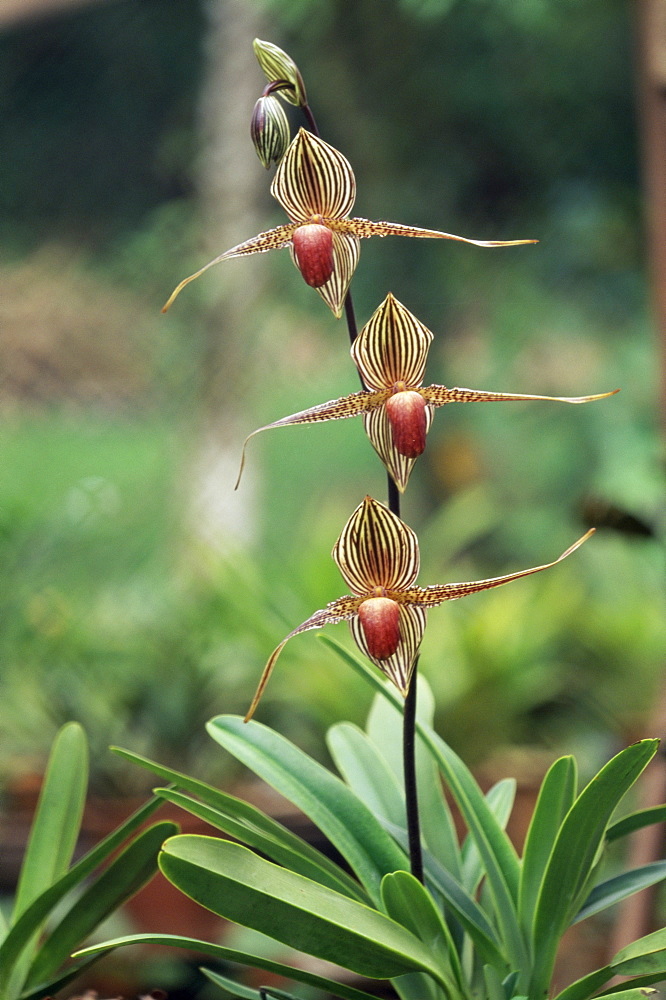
{"left": 113, "top": 747, "right": 365, "bottom": 902}
{"left": 75, "top": 932, "right": 397, "bottom": 1000}
{"left": 155, "top": 787, "right": 365, "bottom": 902}
{"left": 25, "top": 821, "right": 176, "bottom": 987}
{"left": 553, "top": 974, "right": 660, "bottom": 1000}
{"left": 572, "top": 861, "right": 666, "bottom": 924}
{"left": 327, "top": 722, "right": 406, "bottom": 827}
{"left": 461, "top": 779, "right": 516, "bottom": 895}
{"left": 159, "top": 836, "right": 446, "bottom": 986}
{"left": 381, "top": 870, "right": 465, "bottom": 997}
{"left": 518, "top": 755, "right": 577, "bottom": 936}
{"left": 201, "top": 968, "right": 301, "bottom": 1000}
{"left": 207, "top": 716, "right": 407, "bottom": 902}
{"left": 0, "top": 795, "right": 163, "bottom": 996}
{"left": 4, "top": 724, "right": 88, "bottom": 1000}
{"left": 366, "top": 675, "right": 462, "bottom": 880}
{"left": 382, "top": 822, "right": 507, "bottom": 969}
{"left": 17, "top": 952, "right": 107, "bottom": 1000}
{"left": 546, "top": 926, "right": 666, "bottom": 1000}
{"left": 322, "top": 634, "right": 526, "bottom": 966}
{"left": 591, "top": 991, "right": 658, "bottom": 1000}
{"left": 610, "top": 926, "right": 666, "bottom": 976}
{"left": 606, "top": 805, "right": 666, "bottom": 842}
{"left": 418, "top": 728, "right": 527, "bottom": 972}
{"left": 13, "top": 723, "right": 88, "bottom": 921}
{"left": 529, "top": 740, "right": 659, "bottom": 997}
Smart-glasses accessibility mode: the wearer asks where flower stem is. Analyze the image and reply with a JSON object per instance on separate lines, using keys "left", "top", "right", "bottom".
{"left": 302, "top": 98, "right": 424, "bottom": 884}
{"left": 403, "top": 656, "right": 424, "bottom": 883}
{"left": 388, "top": 478, "right": 425, "bottom": 883}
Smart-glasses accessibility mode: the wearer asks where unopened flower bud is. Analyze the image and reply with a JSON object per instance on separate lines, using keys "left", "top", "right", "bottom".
{"left": 358, "top": 596, "right": 401, "bottom": 660}
{"left": 251, "top": 95, "right": 290, "bottom": 168}
{"left": 385, "top": 390, "right": 427, "bottom": 458}
{"left": 253, "top": 38, "right": 307, "bottom": 107}
{"left": 292, "top": 223, "right": 334, "bottom": 287}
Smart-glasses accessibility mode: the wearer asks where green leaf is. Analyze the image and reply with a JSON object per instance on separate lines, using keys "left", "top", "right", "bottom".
{"left": 206, "top": 716, "right": 407, "bottom": 902}
{"left": 156, "top": 787, "right": 365, "bottom": 902}
{"left": 483, "top": 964, "right": 507, "bottom": 1000}
{"left": 381, "top": 870, "right": 465, "bottom": 996}
{"left": 76, "top": 933, "right": 389, "bottom": 1000}
{"left": 518, "top": 755, "right": 577, "bottom": 936}
{"left": 17, "top": 952, "right": 107, "bottom": 1000}
{"left": 611, "top": 926, "right": 666, "bottom": 976}
{"left": 25, "top": 821, "right": 176, "bottom": 986}
{"left": 322, "top": 637, "right": 525, "bottom": 968}
{"left": 529, "top": 740, "right": 659, "bottom": 997}
{"left": 410, "top": 836, "right": 508, "bottom": 969}
{"left": 3, "top": 724, "right": 88, "bottom": 1000}
{"left": 113, "top": 747, "right": 366, "bottom": 902}
{"left": 590, "top": 991, "right": 658, "bottom": 1000}
{"left": 201, "top": 968, "right": 300, "bottom": 1000}
{"left": 0, "top": 795, "right": 163, "bottom": 996}
{"left": 419, "top": 728, "right": 527, "bottom": 972}
{"left": 13, "top": 723, "right": 88, "bottom": 920}
{"left": 551, "top": 966, "right": 613, "bottom": 1000}
{"left": 606, "top": 806, "right": 666, "bottom": 843}
{"left": 461, "top": 779, "right": 516, "bottom": 894}
{"left": 159, "top": 836, "right": 446, "bottom": 985}
{"left": 572, "top": 861, "right": 666, "bottom": 924}
{"left": 597, "top": 978, "right": 666, "bottom": 997}
{"left": 327, "top": 722, "right": 405, "bottom": 827}
{"left": 365, "top": 675, "right": 461, "bottom": 880}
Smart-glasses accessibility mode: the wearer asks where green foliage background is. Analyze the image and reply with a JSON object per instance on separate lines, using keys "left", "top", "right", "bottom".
{"left": 0, "top": 0, "right": 661, "bottom": 791}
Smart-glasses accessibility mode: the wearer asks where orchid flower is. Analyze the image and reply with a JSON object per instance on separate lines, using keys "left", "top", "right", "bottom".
{"left": 244, "top": 496, "right": 593, "bottom": 720}
{"left": 162, "top": 129, "right": 537, "bottom": 317}
{"left": 236, "top": 293, "right": 619, "bottom": 492}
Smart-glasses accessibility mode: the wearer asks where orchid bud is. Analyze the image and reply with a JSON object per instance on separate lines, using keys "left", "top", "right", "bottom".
{"left": 357, "top": 596, "right": 401, "bottom": 660}
{"left": 292, "top": 223, "right": 334, "bottom": 287}
{"left": 253, "top": 38, "right": 307, "bottom": 107}
{"left": 251, "top": 95, "right": 290, "bottom": 168}
{"left": 385, "top": 390, "right": 428, "bottom": 458}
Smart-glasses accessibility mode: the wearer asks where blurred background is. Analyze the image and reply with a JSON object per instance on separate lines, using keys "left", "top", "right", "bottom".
{"left": 0, "top": 0, "right": 663, "bottom": 989}
{"left": 0, "top": 0, "right": 666, "bottom": 988}
{"left": 0, "top": 0, "right": 663, "bottom": 785}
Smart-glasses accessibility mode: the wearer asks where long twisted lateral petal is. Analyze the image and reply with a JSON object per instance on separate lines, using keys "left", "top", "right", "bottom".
{"left": 161, "top": 223, "right": 297, "bottom": 312}
{"left": 244, "top": 596, "right": 360, "bottom": 722}
{"left": 401, "top": 528, "right": 596, "bottom": 608}
{"left": 234, "top": 389, "right": 388, "bottom": 490}
{"left": 422, "top": 386, "right": 621, "bottom": 407}
{"left": 335, "top": 217, "right": 538, "bottom": 247}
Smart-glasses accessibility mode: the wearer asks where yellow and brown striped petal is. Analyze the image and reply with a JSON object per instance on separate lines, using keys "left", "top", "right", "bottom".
{"left": 336, "top": 217, "right": 538, "bottom": 248}
{"left": 271, "top": 129, "right": 356, "bottom": 223}
{"left": 400, "top": 529, "right": 595, "bottom": 609}
{"left": 350, "top": 602, "right": 427, "bottom": 694}
{"left": 244, "top": 595, "right": 361, "bottom": 721}
{"left": 350, "top": 293, "right": 433, "bottom": 390}
{"left": 161, "top": 223, "right": 298, "bottom": 312}
{"left": 362, "top": 403, "right": 435, "bottom": 492}
{"left": 253, "top": 38, "right": 307, "bottom": 107}
{"left": 421, "top": 385, "right": 621, "bottom": 408}
{"left": 333, "top": 496, "right": 420, "bottom": 594}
